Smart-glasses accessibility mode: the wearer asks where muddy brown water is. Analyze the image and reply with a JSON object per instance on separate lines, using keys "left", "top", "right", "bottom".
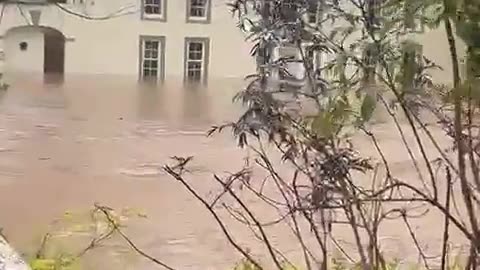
{"left": 0, "top": 74, "right": 470, "bottom": 269}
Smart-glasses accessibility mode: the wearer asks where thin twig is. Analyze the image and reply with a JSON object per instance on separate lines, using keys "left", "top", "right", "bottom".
{"left": 441, "top": 166, "right": 452, "bottom": 270}
{"left": 164, "top": 165, "right": 263, "bottom": 269}
{"left": 95, "top": 204, "right": 176, "bottom": 270}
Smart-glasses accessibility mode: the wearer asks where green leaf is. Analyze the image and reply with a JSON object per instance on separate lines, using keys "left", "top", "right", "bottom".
{"left": 361, "top": 94, "right": 377, "bottom": 122}
{"left": 311, "top": 111, "right": 335, "bottom": 138}
{"left": 30, "top": 259, "right": 56, "bottom": 270}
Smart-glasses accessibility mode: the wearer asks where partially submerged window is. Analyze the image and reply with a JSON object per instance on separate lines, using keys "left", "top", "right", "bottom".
{"left": 139, "top": 36, "right": 165, "bottom": 82}
{"left": 306, "top": 0, "right": 323, "bottom": 25}
{"left": 187, "top": 0, "right": 210, "bottom": 23}
{"left": 306, "top": 47, "right": 322, "bottom": 76}
{"left": 276, "top": 46, "right": 305, "bottom": 81}
{"left": 368, "top": 0, "right": 385, "bottom": 28}
{"left": 184, "top": 38, "right": 209, "bottom": 84}
{"left": 142, "top": 0, "right": 166, "bottom": 21}
{"left": 401, "top": 42, "right": 423, "bottom": 90}
{"left": 362, "top": 43, "right": 378, "bottom": 84}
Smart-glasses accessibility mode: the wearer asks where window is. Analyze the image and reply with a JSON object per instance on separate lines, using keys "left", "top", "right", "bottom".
{"left": 276, "top": 46, "right": 304, "bottom": 81}
{"left": 404, "top": 0, "right": 424, "bottom": 33}
{"left": 307, "top": 4, "right": 317, "bottom": 24}
{"left": 401, "top": 42, "right": 423, "bottom": 90}
{"left": 141, "top": 0, "right": 166, "bottom": 21}
{"left": 139, "top": 36, "right": 165, "bottom": 82}
{"left": 186, "top": 0, "right": 211, "bottom": 23}
{"left": 368, "top": 0, "right": 385, "bottom": 28}
{"left": 362, "top": 43, "right": 378, "bottom": 83}
{"left": 277, "top": 0, "right": 297, "bottom": 22}
{"left": 184, "top": 38, "right": 209, "bottom": 84}
{"left": 306, "top": 0, "right": 323, "bottom": 25}
{"left": 306, "top": 48, "right": 322, "bottom": 75}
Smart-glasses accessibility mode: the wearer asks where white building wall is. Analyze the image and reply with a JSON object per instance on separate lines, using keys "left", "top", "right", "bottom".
{"left": 4, "top": 27, "right": 44, "bottom": 73}
{"left": 0, "top": 0, "right": 256, "bottom": 79}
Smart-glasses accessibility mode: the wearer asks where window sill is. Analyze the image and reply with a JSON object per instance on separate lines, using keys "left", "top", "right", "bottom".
{"left": 186, "top": 16, "right": 210, "bottom": 24}
{"left": 141, "top": 14, "right": 166, "bottom": 22}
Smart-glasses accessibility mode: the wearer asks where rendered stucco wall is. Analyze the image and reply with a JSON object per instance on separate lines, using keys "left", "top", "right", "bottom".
{"left": 4, "top": 27, "right": 44, "bottom": 74}
{"left": 0, "top": 0, "right": 256, "bottom": 79}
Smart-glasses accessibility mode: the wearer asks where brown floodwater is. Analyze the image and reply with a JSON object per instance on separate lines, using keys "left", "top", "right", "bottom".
{"left": 0, "top": 74, "right": 470, "bottom": 269}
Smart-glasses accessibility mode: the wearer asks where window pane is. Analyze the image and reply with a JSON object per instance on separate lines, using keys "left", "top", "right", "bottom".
{"left": 191, "top": 7, "right": 205, "bottom": 17}
{"left": 145, "top": 50, "right": 152, "bottom": 58}
{"left": 188, "top": 42, "right": 203, "bottom": 60}
{"left": 189, "top": 42, "right": 202, "bottom": 51}
{"left": 188, "top": 62, "right": 202, "bottom": 70}
{"left": 188, "top": 51, "right": 202, "bottom": 60}
{"left": 144, "top": 41, "right": 159, "bottom": 57}
{"left": 144, "top": 0, "right": 161, "bottom": 14}
{"left": 187, "top": 61, "right": 202, "bottom": 81}
{"left": 190, "top": 0, "right": 206, "bottom": 17}
{"left": 192, "top": 0, "right": 205, "bottom": 5}
{"left": 187, "top": 69, "right": 202, "bottom": 81}
{"left": 308, "top": 12, "right": 316, "bottom": 23}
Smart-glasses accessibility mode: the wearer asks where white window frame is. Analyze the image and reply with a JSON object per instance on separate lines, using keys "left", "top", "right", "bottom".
{"left": 184, "top": 37, "right": 209, "bottom": 84}
{"left": 186, "top": 0, "right": 211, "bottom": 23}
{"left": 139, "top": 36, "right": 165, "bottom": 82}
{"left": 142, "top": 0, "right": 166, "bottom": 21}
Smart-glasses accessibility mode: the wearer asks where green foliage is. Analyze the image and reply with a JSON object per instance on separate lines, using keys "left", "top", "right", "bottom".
{"left": 27, "top": 206, "right": 147, "bottom": 270}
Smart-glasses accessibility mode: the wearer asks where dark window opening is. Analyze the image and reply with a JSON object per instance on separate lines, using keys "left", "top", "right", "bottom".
{"left": 189, "top": 0, "right": 206, "bottom": 17}
{"left": 144, "top": 0, "right": 162, "bottom": 15}
{"left": 19, "top": 42, "right": 28, "bottom": 51}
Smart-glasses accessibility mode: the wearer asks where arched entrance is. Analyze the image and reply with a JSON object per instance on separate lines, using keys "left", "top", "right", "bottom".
{"left": 43, "top": 28, "right": 65, "bottom": 74}
{"left": 3, "top": 26, "right": 66, "bottom": 76}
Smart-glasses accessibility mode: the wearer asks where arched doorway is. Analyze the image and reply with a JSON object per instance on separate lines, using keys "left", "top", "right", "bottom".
{"left": 3, "top": 26, "right": 66, "bottom": 77}
{"left": 43, "top": 28, "right": 65, "bottom": 74}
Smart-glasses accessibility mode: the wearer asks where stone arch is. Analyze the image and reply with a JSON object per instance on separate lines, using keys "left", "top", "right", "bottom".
{"left": 3, "top": 25, "right": 66, "bottom": 75}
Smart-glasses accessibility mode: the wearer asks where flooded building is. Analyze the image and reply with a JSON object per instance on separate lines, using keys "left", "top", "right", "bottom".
{"left": 0, "top": 0, "right": 256, "bottom": 83}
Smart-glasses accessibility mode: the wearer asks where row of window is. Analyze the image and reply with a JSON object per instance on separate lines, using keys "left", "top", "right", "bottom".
{"left": 58, "top": 0, "right": 210, "bottom": 23}
{"left": 142, "top": 0, "right": 211, "bottom": 23}
{"left": 139, "top": 36, "right": 210, "bottom": 83}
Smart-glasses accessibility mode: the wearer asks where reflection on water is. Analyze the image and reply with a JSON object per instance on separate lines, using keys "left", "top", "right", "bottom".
{"left": 137, "top": 82, "right": 166, "bottom": 121}
{"left": 181, "top": 84, "right": 211, "bottom": 127}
